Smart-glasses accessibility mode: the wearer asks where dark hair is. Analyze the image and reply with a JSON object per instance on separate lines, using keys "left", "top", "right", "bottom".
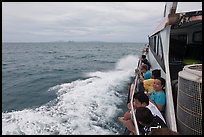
{"left": 142, "top": 59, "right": 148, "bottom": 64}
{"left": 148, "top": 128, "right": 179, "bottom": 135}
{"left": 142, "top": 55, "right": 146, "bottom": 59}
{"left": 152, "top": 69, "right": 161, "bottom": 79}
{"left": 157, "top": 77, "right": 166, "bottom": 89}
{"left": 141, "top": 64, "right": 148, "bottom": 71}
{"left": 136, "top": 107, "right": 154, "bottom": 125}
{"left": 133, "top": 92, "right": 149, "bottom": 106}
{"left": 142, "top": 59, "right": 151, "bottom": 70}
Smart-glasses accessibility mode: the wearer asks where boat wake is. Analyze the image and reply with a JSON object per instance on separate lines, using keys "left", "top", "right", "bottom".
{"left": 2, "top": 55, "right": 139, "bottom": 135}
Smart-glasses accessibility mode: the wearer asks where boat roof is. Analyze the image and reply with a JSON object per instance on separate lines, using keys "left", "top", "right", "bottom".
{"left": 149, "top": 2, "right": 202, "bottom": 36}
{"left": 176, "top": 2, "right": 202, "bottom": 13}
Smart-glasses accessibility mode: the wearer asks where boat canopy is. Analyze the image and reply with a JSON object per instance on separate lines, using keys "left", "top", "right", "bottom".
{"left": 176, "top": 2, "right": 202, "bottom": 13}
{"left": 150, "top": 2, "right": 202, "bottom": 37}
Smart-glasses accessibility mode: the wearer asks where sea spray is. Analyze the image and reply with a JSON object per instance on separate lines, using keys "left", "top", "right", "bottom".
{"left": 2, "top": 55, "right": 140, "bottom": 135}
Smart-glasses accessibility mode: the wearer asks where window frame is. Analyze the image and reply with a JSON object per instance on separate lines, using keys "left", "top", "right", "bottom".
{"left": 149, "top": 33, "right": 165, "bottom": 72}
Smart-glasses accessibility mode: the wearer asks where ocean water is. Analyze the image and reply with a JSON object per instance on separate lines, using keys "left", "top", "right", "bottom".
{"left": 2, "top": 42, "right": 145, "bottom": 135}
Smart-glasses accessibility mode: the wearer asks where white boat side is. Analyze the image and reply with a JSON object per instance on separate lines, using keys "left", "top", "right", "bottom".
{"left": 147, "top": 25, "right": 177, "bottom": 132}
{"left": 145, "top": 2, "right": 202, "bottom": 134}
{"left": 128, "top": 2, "right": 202, "bottom": 135}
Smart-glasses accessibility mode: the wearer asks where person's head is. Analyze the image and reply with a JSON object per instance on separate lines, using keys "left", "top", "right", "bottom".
{"left": 142, "top": 59, "right": 148, "bottom": 64}
{"left": 151, "top": 69, "right": 161, "bottom": 79}
{"left": 136, "top": 107, "right": 154, "bottom": 126}
{"left": 153, "top": 77, "right": 165, "bottom": 91}
{"left": 133, "top": 92, "right": 149, "bottom": 108}
{"left": 141, "top": 55, "right": 148, "bottom": 64}
{"left": 142, "top": 55, "right": 146, "bottom": 60}
{"left": 148, "top": 128, "right": 179, "bottom": 135}
{"left": 140, "top": 64, "right": 148, "bottom": 73}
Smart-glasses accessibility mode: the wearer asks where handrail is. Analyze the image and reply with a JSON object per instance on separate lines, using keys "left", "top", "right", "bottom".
{"left": 130, "top": 46, "right": 149, "bottom": 135}
{"left": 130, "top": 58, "right": 141, "bottom": 135}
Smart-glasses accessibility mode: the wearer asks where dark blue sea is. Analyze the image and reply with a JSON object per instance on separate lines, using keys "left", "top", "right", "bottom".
{"left": 2, "top": 42, "right": 145, "bottom": 135}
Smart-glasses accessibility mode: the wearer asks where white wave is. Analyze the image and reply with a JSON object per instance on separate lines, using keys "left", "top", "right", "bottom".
{"left": 115, "top": 54, "right": 139, "bottom": 71}
{"left": 2, "top": 55, "right": 139, "bottom": 135}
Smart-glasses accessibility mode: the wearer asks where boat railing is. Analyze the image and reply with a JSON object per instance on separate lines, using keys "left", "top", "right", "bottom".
{"left": 128, "top": 46, "right": 149, "bottom": 135}
{"left": 129, "top": 58, "right": 141, "bottom": 135}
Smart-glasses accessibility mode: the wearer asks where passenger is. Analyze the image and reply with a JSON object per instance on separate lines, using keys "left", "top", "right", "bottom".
{"left": 140, "top": 64, "right": 152, "bottom": 80}
{"left": 118, "top": 92, "right": 141, "bottom": 135}
{"left": 143, "top": 69, "right": 161, "bottom": 96}
{"left": 142, "top": 47, "right": 149, "bottom": 54}
{"left": 134, "top": 92, "right": 165, "bottom": 123}
{"left": 148, "top": 128, "right": 179, "bottom": 135}
{"left": 149, "top": 77, "right": 166, "bottom": 114}
{"left": 138, "top": 64, "right": 152, "bottom": 92}
{"left": 118, "top": 92, "right": 165, "bottom": 135}
{"left": 141, "top": 55, "right": 151, "bottom": 70}
{"left": 136, "top": 107, "right": 167, "bottom": 135}
{"left": 119, "top": 92, "right": 166, "bottom": 122}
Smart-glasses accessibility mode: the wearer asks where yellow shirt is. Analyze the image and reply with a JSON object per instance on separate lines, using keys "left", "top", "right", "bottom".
{"left": 143, "top": 79, "right": 154, "bottom": 94}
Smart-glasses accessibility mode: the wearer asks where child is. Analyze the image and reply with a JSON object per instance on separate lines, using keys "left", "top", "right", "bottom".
{"left": 138, "top": 64, "right": 152, "bottom": 92}
{"left": 143, "top": 69, "right": 161, "bottom": 96}
{"left": 149, "top": 77, "right": 166, "bottom": 113}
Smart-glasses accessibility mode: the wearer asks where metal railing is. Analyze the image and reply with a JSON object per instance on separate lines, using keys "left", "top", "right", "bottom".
{"left": 129, "top": 58, "right": 141, "bottom": 135}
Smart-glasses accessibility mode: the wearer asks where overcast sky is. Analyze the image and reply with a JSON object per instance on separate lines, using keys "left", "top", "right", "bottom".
{"left": 2, "top": 2, "right": 202, "bottom": 43}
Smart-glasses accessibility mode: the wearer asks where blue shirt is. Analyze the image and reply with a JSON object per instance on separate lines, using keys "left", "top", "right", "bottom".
{"left": 149, "top": 89, "right": 166, "bottom": 111}
{"left": 144, "top": 70, "right": 152, "bottom": 80}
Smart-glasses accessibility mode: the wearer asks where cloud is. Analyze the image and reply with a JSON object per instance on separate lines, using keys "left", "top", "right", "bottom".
{"left": 2, "top": 2, "right": 201, "bottom": 42}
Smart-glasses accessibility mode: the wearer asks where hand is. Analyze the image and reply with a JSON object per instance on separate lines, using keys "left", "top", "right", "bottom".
{"left": 123, "top": 112, "right": 131, "bottom": 120}
{"left": 127, "top": 103, "right": 131, "bottom": 110}
{"left": 118, "top": 117, "right": 125, "bottom": 123}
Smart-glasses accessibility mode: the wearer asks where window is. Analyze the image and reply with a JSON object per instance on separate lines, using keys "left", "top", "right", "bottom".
{"left": 149, "top": 33, "right": 165, "bottom": 72}
{"left": 157, "top": 36, "right": 159, "bottom": 56}
{"left": 171, "top": 34, "right": 187, "bottom": 43}
{"left": 153, "top": 36, "right": 157, "bottom": 53}
{"left": 158, "top": 36, "right": 163, "bottom": 60}
{"left": 150, "top": 37, "right": 154, "bottom": 49}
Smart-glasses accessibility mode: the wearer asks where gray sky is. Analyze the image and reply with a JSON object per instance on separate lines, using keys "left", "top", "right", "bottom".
{"left": 2, "top": 2, "right": 202, "bottom": 43}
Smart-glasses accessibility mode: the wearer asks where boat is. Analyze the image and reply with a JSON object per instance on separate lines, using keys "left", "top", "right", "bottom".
{"left": 128, "top": 2, "right": 202, "bottom": 135}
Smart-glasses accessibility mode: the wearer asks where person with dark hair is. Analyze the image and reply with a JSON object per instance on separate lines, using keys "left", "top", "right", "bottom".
{"left": 142, "top": 54, "right": 146, "bottom": 59}
{"left": 138, "top": 64, "right": 152, "bottom": 92}
{"left": 151, "top": 69, "right": 161, "bottom": 79}
{"left": 140, "top": 64, "right": 152, "bottom": 80}
{"left": 149, "top": 77, "right": 166, "bottom": 113}
{"left": 118, "top": 92, "right": 165, "bottom": 135}
{"left": 143, "top": 69, "right": 161, "bottom": 96}
{"left": 141, "top": 55, "right": 151, "bottom": 70}
{"left": 148, "top": 128, "right": 179, "bottom": 135}
{"left": 134, "top": 92, "right": 165, "bottom": 123}
{"left": 136, "top": 107, "right": 167, "bottom": 135}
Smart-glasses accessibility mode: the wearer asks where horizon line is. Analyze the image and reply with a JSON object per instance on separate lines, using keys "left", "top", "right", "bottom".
{"left": 2, "top": 40, "right": 147, "bottom": 43}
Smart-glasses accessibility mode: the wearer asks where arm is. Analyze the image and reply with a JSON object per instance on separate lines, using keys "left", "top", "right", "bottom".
{"left": 139, "top": 75, "right": 144, "bottom": 83}
{"left": 119, "top": 118, "right": 136, "bottom": 134}
{"left": 149, "top": 93, "right": 165, "bottom": 111}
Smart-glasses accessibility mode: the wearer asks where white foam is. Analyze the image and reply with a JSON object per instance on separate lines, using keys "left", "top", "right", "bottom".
{"left": 2, "top": 55, "right": 139, "bottom": 135}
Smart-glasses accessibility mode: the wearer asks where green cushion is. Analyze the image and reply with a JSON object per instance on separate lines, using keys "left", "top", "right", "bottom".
{"left": 183, "top": 59, "right": 201, "bottom": 65}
